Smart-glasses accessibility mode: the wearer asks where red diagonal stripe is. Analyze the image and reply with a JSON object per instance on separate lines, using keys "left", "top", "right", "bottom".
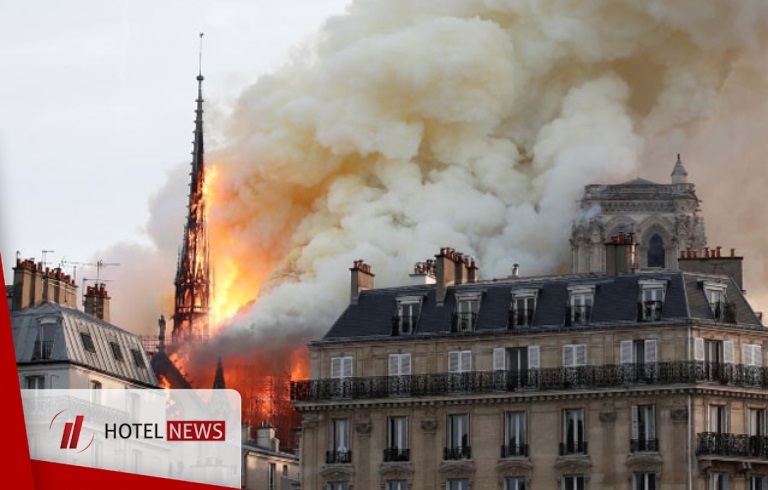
{"left": 60, "top": 422, "right": 73, "bottom": 449}
{"left": 69, "top": 416, "right": 85, "bottom": 448}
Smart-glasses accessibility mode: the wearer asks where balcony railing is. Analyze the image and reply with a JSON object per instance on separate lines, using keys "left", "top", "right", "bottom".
{"left": 565, "top": 305, "right": 591, "bottom": 326}
{"left": 637, "top": 301, "right": 663, "bottom": 322}
{"left": 712, "top": 302, "right": 737, "bottom": 324}
{"left": 451, "top": 312, "right": 478, "bottom": 332}
{"left": 630, "top": 438, "right": 659, "bottom": 452}
{"left": 326, "top": 450, "right": 352, "bottom": 464}
{"left": 501, "top": 444, "right": 529, "bottom": 458}
{"left": 444, "top": 446, "right": 471, "bottom": 460}
{"left": 559, "top": 441, "right": 588, "bottom": 455}
{"left": 31, "top": 340, "right": 53, "bottom": 361}
{"left": 391, "top": 316, "right": 417, "bottom": 336}
{"left": 383, "top": 448, "right": 410, "bottom": 462}
{"left": 292, "top": 361, "right": 768, "bottom": 402}
{"left": 508, "top": 309, "right": 535, "bottom": 329}
{"left": 697, "top": 432, "right": 768, "bottom": 458}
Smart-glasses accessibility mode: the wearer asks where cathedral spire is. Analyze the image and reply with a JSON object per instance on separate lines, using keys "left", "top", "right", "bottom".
{"left": 172, "top": 33, "right": 211, "bottom": 345}
{"left": 213, "top": 355, "right": 226, "bottom": 389}
{"left": 671, "top": 153, "right": 688, "bottom": 184}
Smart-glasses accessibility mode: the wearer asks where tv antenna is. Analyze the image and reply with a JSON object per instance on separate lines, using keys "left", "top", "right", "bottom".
{"left": 42, "top": 250, "right": 55, "bottom": 268}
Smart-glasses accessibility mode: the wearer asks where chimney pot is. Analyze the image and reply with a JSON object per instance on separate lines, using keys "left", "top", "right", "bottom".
{"left": 731, "top": 248, "right": 735, "bottom": 257}
{"left": 716, "top": 246, "right": 722, "bottom": 258}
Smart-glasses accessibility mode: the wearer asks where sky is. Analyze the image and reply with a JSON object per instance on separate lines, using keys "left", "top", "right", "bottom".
{"left": 0, "top": 0, "right": 352, "bottom": 285}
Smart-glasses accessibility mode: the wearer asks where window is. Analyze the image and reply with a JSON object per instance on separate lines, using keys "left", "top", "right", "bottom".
{"left": 566, "top": 287, "right": 594, "bottom": 326}
{"left": 704, "top": 282, "right": 735, "bottom": 323}
{"left": 453, "top": 293, "right": 481, "bottom": 332}
{"left": 388, "top": 353, "right": 411, "bottom": 376}
{"left": 447, "top": 479, "right": 469, "bottom": 490}
{"left": 394, "top": 297, "right": 421, "bottom": 335}
{"left": 326, "top": 484, "right": 349, "bottom": 490}
{"left": 647, "top": 234, "right": 665, "bottom": 268}
{"left": 32, "top": 320, "right": 56, "bottom": 361}
{"left": 563, "top": 344, "right": 587, "bottom": 386}
{"left": 633, "top": 473, "right": 657, "bottom": 490}
{"left": 282, "top": 465, "right": 288, "bottom": 477}
{"left": 131, "top": 450, "right": 142, "bottom": 472}
{"left": 268, "top": 462, "right": 276, "bottom": 490}
{"left": 80, "top": 332, "right": 96, "bottom": 353}
{"left": 131, "top": 349, "right": 146, "bottom": 368}
{"left": 503, "top": 412, "right": 527, "bottom": 457}
{"left": 638, "top": 280, "right": 665, "bottom": 321}
{"left": 509, "top": 290, "right": 537, "bottom": 328}
{"left": 448, "top": 351, "right": 472, "bottom": 373}
{"left": 744, "top": 344, "right": 763, "bottom": 367}
{"left": 750, "top": 476, "right": 767, "bottom": 490}
{"left": 494, "top": 346, "right": 540, "bottom": 389}
{"left": 109, "top": 342, "right": 124, "bottom": 362}
{"left": 711, "top": 473, "right": 729, "bottom": 490}
{"left": 385, "top": 416, "right": 409, "bottom": 461}
{"left": 90, "top": 380, "right": 102, "bottom": 404}
{"left": 631, "top": 405, "right": 657, "bottom": 452}
{"left": 328, "top": 419, "right": 350, "bottom": 464}
{"left": 562, "top": 475, "right": 585, "bottom": 490}
{"left": 620, "top": 340, "right": 657, "bottom": 382}
{"left": 562, "top": 409, "right": 586, "bottom": 455}
{"left": 25, "top": 375, "right": 45, "bottom": 389}
{"left": 387, "top": 481, "right": 408, "bottom": 490}
{"left": 709, "top": 405, "right": 728, "bottom": 434}
{"left": 505, "top": 477, "right": 527, "bottom": 490}
{"left": 694, "top": 338, "right": 734, "bottom": 365}
{"left": 331, "top": 356, "right": 353, "bottom": 378}
{"left": 445, "top": 414, "right": 470, "bottom": 460}
{"left": 749, "top": 409, "right": 766, "bottom": 436}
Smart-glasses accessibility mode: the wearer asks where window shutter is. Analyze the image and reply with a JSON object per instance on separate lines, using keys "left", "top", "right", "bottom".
{"left": 493, "top": 348, "right": 506, "bottom": 371}
{"left": 575, "top": 345, "right": 587, "bottom": 367}
{"left": 620, "top": 340, "right": 633, "bottom": 364}
{"left": 331, "top": 358, "right": 341, "bottom": 378}
{"left": 631, "top": 405, "right": 639, "bottom": 440}
{"left": 388, "top": 354, "right": 399, "bottom": 376}
{"left": 461, "top": 351, "right": 472, "bottom": 372}
{"left": 563, "top": 345, "right": 575, "bottom": 367}
{"left": 694, "top": 337, "right": 705, "bottom": 361}
{"left": 448, "top": 352, "right": 460, "bottom": 373}
{"left": 528, "top": 346, "right": 540, "bottom": 369}
{"left": 648, "top": 405, "right": 656, "bottom": 439}
{"left": 724, "top": 341, "right": 734, "bottom": 364}
{"left": 645, "top": 340, "right": 657, "bottom": 363}
{"left": 743, "top": 344, "right": 751, "bottom": 366}
{"left": 755, "top": 345, "right": 763, "bottom": 367}
{"left": 400, "top": 353, "right": 412, "bottom": 375}
{"left": 342, "top": 357, "right": 353, "bottom": 377}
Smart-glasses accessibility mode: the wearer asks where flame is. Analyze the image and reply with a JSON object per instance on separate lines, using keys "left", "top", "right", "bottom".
{"left": 158, "top": 374, "right": 171, "bottom": 390}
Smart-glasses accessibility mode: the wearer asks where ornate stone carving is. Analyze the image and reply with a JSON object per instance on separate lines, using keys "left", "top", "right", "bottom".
{"left": 626, "top": 453, "right": 663, "bottom": 473}
{"left": 379, "top": 462, "right": 414, "bottom": 479}
{"left": 670, "top": 406, "right": 688, "bottom": 424}
{"left": 421, "top": 419, "right": 438, "bottom": 432}
{"left": 438, "top": 460, "right": 475, "bottom": 478}
{"left": 320, "top": 465, "right": 354, "bottom": 481}
{"left": 496, "top": 458, "right": 533, "bottom": 477}
{"left": 554, "top": 455, "right": 592, "bottom": 474}
{"left": 356, "top": 420, "right": 371, "bottom": 434}
{"left": 599, "top": 411, "right": 616, "bottom": 425}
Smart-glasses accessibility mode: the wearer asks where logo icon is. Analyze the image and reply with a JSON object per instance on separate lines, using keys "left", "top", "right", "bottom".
{"left": 50, "top": 410, "right": 94, "bottom": 453}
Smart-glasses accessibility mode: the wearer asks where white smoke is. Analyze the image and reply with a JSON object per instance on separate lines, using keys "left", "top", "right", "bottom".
{"left": 108, "top": 0, "right": 768, "bottom": 337}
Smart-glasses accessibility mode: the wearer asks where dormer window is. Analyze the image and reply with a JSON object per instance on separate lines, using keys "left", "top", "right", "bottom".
{"left": 703, "top": 281, "right": 735, "bottom": 323}
{"left": 392, "top": 296, "right": 422, "bottom": 336}
{"left": 566, "top": 286, "right": 594, "bottom": 326}
{"left": 509, "top": 289, "right": 538, "bottom": 329}
{"left": 453, "top": 293, "right": 481, "bottom": 332}
{"left": 638, "top": 280, "right": 666, "bottom": 322}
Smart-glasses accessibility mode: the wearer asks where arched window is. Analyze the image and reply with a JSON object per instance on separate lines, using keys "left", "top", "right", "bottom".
{"left": 647, "top": 234, "right": 665, "bottom": 268}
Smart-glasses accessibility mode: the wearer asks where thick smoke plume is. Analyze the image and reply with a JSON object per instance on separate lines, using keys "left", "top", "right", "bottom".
{"left": 106, "top": 1, "right": 768, "bottom": 350}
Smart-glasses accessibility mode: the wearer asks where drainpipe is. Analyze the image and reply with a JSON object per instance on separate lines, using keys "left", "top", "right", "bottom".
{"left": 687, "top": 325, "right": 693, "bottom": 490}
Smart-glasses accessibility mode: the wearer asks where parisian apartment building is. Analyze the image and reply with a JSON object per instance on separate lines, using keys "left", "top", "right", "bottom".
{"left": 291, "top": 158, "right": 766, "bottom": 490}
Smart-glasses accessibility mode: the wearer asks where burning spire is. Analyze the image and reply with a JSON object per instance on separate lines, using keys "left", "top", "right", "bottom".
{"left": 173, "top": 32, "right": 212, "bottom": 345}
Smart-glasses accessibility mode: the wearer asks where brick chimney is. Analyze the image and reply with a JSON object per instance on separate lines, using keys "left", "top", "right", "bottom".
{"left": 84, "top": 283, "right": 111, "bottom": 322}
{"left": 409, "top": 260, "right": 436, "bottom": 285}
{"left": 605, "top": 232, "right": 637, "bottom": 276}
{"left": 12, "top": 258, "right": 44, "bottom": 311}
{"left": 350, "top": 260, "right": 374, "bottom": 304}
{"left": 678, "top": 246, "right": 744, "bottom": 292}
{"left": 435, "top": 248, "right": 458, "bottom": 305}
{"left": 466, "top": 257, "right": 479, "bottom": 284}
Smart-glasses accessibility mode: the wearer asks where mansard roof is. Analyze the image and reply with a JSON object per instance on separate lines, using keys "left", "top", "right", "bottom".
{"left": 319, "top": 271, "right": 762, "bottom": 342}
{"left": 12, "top": 302, "right": 157, "bottom": 386}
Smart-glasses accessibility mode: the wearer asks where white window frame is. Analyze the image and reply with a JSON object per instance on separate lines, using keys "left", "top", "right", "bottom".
{"left": 494, "top": 346, "right": 539, "bottom": 371}
{"left": 709, "top": 405, "right": 729, "bottom": 434}
{"left": 639, "top": 279, "right": 666, "bottom": 321}
{"left": 25, "top": 375, "right": 45, "bottom": 389}
{"left": 744, "top": 344, "right": 763, "bottom": 367}
{"left": 563, "top": 344, "right": 587, "bottom": 367}
{"left": 620, "top": 340, "right": 657, "bottom": 365}
{"left": 388, "top": 353, "right": 412, "bottom": 376}
{"left": 510, "top": 289, "right": 538, "bottom": 327}
{"left": 387, "top": 416, "right": 408, "bottom": 450}
{"left": 750, "top": 475, "right": 767, "bottom": 490}
{"left": 749, "top": 408, "right": 767, "bottom": 436}
{"left": 505, "top": 411, "right": 527, "bottom": 454}
{"left": 505, "top": 477, "right": 527, "bottom": 490}
{"left": 633, "top": 473, "right": 657, "bottom": 490}
{"left": 563, "top": 409, "right": 586, "bottom": 450}
{"left": 455, "top": 292, "right": 482, "bottom": 331}
{"left": 447, "top": 414, "right": 470, "bottom": 450}
{"left": 446, "top": 479, "right": 470, "bottom": 490}
{"left": 331, "top": 356, "right": 353, "bottom": 379}
{"left": 387, "top": 481, "right": 408, "bottom": 490}
{"left": 631, "top": 405, "right": 656, "bottom": 447}
{"left": 567, "top": 285, "right": 595, "bottom": 325}
{"left": 395, "top": 296, "right": 422, "bottom": 335}
{"left": 448, "top": 351, "right": 472, "bottom": 373}
{"left": 331, "top": 419, "right": 350, "bottom": 454}
{"left": 562, "top": 475, "right": 585, "bottom": 490}
{"left": 711, "top": 473, "right": 729, "bottom": 490}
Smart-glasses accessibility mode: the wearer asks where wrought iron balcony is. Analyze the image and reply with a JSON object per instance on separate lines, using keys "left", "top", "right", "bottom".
{"left": 391, "top": 315, "right": 417, "bottom": 336}
{"left": 501, "top": 444, "right": 529, "bottom": 458}
{"left": 326, "top": 450, "right": 352, "bottom": 464}
{"left": 31, "top": 340, "right": 53, "bottom": 361}
{"left": 444, "top": 446, "right": 471, "bottom": 460}
{"left": 291, "top": 361, "right": 768, "bottom": 402}
{"left": 697, "top": 432, "right": 768, "bottom": 458}
{"left": 565, "top": 305, "right": 591, "bottom": 326}
{"left": 451, "top": 312, "right": 478, "bottom": 332}
{"left": 383, "top": 448, "right": 410, "bottom": 462}
{"left": 559, "top": 441, "right": 588, "bottom": 455}
{"left": 712, "top": 302, "right": 737, "bottom": 324}
{"left": 508, "top": 308, "right": 535, "bottom": 329}
{"left": 637, "top": 301, "right": 663, "bottom": 322}
{"left": 630, "top": 438, "right": 659, "bottom": 452}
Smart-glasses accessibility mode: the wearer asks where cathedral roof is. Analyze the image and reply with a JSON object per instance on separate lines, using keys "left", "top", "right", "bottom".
{"left": 620, "top": 177, "right": 660, "bottom": 186}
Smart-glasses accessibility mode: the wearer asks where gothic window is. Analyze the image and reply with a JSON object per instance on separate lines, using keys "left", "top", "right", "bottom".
{"left": 647, "top": 234, "right": 665, "bottom": 268}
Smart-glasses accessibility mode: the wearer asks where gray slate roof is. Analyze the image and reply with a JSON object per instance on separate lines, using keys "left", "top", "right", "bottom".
{"left": 321, "top": 271, "right": 762, "bottom": 342}
{"left": 12, "top": 302, "right": 157, "bottom": 386}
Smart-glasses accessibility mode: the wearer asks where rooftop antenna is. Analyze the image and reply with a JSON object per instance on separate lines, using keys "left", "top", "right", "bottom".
{"left": 95, "top": 259, "right": 121, "bottom": 282}
{"left": 42, "top": 250, "right": 55, "bottom": 268}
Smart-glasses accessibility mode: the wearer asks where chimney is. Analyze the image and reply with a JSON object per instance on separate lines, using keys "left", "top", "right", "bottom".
{"left": 350, "top": 260, "right": 374, "bottom": 304}
{"left": 241, "top": 424, "right": 251, "bottom": 444}
{"left": 84, "top": 283, "right": 111, "bottom": 322}
{"left": 42, "top": 268, "right": 56, "bottom": 303}
{"left": 256, "top": 421, "right": 279, "bottom": 452}
{"left": 409, "top": 260, "right": 436, "bottom": 285}
{"left": 435, "top": 248, "right": 457, "bottom": 305}
{"left": 12, "top": 258, "right": 44, "bottom": 311}
{"left": 511, "top": 264, "right": 520, "bottom": 278}
{"left": 454, "top": 253, "right": 468, "bottom": 286}
{"left": 678, "top": 246, "right": 744, "bottom": 292}
{"left": 605, "top": 232, "right": 637, "bottom": 276}
{"left": 466, "top": 258, "right": 479, "bottom": 284}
